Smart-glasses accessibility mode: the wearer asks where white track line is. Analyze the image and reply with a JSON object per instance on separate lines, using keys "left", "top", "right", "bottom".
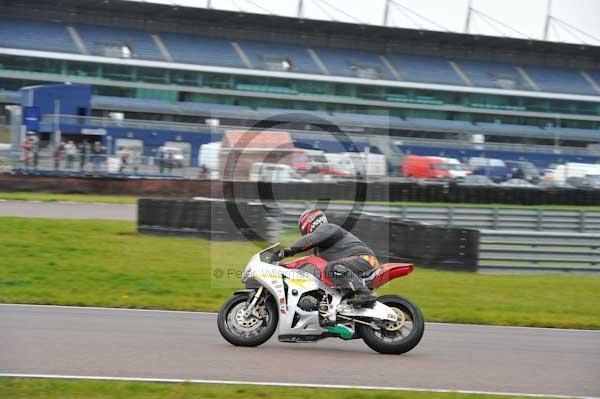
{"left": 0, "top": 303, "right": 215, "bottom": 316}
{"left": 1, "top": 303, "right": 598, "bottom": 333}
{"left": 0, "top": 373, "right": 596, "bottom": 399}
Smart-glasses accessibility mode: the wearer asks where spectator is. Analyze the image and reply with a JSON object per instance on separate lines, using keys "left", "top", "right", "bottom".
{"left": 166, "top": 149, "right": 174, "bottom": 174}
{"left": 20, "top": 138, "right": 32, "bottom": 168}
{"left": 65, "top": 141, "right": 78, "bottom": 169}
{"left": 119, "top": 147, "right": 130, "bottom": 172}
{"left": 79, "top": 140, "right": 90, "bottom": 171}
{"left": 29, "top": 133, "right": 40, "bottom": 168}
{"left": 199, "top": 164, "right": 208, "bottom": 179}
{"left": 91, "top": 141, "right": 104, "bottom": 171}
{"left": 53, "top": 142, "right": 65, "bottom": 169}
{"left": 158, "top": 149, "right": 165, "bottom": 174}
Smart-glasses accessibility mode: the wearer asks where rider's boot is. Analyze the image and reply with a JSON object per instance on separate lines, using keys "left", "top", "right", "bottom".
{"left": 345, "top": 275, "right": 377, "bottom": 308}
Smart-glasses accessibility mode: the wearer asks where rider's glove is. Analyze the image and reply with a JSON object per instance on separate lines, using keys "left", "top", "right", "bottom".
{"left": 275, "top": 247, "right": 294, "bottom": 261}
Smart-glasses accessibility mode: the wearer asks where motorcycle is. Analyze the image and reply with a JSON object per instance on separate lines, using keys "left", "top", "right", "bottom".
{"left": 217, "top": 243, "right": 425, "bottom": 354}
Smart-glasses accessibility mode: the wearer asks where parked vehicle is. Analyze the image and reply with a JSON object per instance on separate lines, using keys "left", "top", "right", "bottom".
{"left": 501, "top": 178, "right": 536, "bottom": 188}
{"left": 566, "top": 175, "right": 600, "bottom": 189}
{"left": 217, "top": 243, "right": 425, "bottom": 354}
{"left": 548, "top": 163, "right": 600, "bottom": 185}
{"left": 249, "top": 163, "right": 311, "bottom": 183}
{"left": 468, "top": 157, "right": 512, "bottom": 183}
{"left": 457, "top": 175, "right": 496, "bottom": 186}
{"left": 432, "top": 157, "right": 471, "bottom": 179}
{"left": 198, "top": 141, "right": 221, "bottom": 171}
{"left": 293, "top": 149, "right": 330, "bottom": 175}
{"left": 505, "top": 160, "right": 541, "bottom": 183}
{"left": 401, "top": 155, "right": 451, "bottom": 179}
{"left": 325, "top": 152, "right": 387, "bottom": 178}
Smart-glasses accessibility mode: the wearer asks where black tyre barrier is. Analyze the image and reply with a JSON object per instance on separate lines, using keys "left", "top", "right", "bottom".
{"left": 138, "top": 198, "right": 272, "bottom": 241}
{"left": 2, "top": 174, "right": 599, "bottom": 205}
{"left": 222, "top": 181, "right": 600, "bottom": 206}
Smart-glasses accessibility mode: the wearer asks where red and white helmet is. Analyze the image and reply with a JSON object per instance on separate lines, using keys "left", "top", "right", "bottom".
{"left": 298, "top": 209, "right": 328, "bottom": 235}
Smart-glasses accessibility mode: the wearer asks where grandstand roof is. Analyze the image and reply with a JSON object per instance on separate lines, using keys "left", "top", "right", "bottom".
{"left": 2, "top": 0, "right": 599, "bottom": 66}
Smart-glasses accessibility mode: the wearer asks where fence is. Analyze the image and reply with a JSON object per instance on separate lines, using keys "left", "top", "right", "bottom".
{"left": 12, "top": 152, "right": 201, "bottom": 179}
{"left": 478, "top": 230, "right": 600, "bottom": 273}
{"left": 274, "top": 202, "right": 600, "bottom": 233}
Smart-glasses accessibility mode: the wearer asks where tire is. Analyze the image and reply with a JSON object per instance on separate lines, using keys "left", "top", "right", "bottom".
{"left": 217, "top": 292, "right": 278, "bottom": 347}
{"left": 357, "top": 295, "right": 425, "bottom": 355}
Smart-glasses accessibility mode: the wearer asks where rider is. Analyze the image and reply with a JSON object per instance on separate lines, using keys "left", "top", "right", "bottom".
{"left": 276, "top": 209, "right": 379, "bottom": 306}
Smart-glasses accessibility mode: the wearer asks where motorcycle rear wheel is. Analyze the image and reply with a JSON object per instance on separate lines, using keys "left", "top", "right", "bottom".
{"left": 217, "top": 292, "right": 278, "bottom": 347}
{"left": 357, "top": 295, "right": 424, "bottom": 355}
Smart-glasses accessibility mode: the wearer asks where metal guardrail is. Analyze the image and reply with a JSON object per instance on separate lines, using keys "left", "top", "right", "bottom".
{"left": 275, "top": 202, "right": 600, "bottom": 233}
{"left": 478, "top": 230, "right": 600, "bottom": 273}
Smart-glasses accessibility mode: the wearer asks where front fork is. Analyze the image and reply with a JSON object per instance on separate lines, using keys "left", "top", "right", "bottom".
{"left": 243, "top": 286, "right": 264, "bottom": 318}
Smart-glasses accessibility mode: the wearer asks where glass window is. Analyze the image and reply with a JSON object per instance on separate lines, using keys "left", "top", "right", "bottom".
{"left": 102, "top": 64, "right": 134, "bottom": 81}
{"left": 67, "top": 62, "right": 99, "bottom": 77}
{"left": 171, "top": 70, "right": 198, "bottom": 86}
{"left": 138, "top": 67, "right": 168, "bottom": 84}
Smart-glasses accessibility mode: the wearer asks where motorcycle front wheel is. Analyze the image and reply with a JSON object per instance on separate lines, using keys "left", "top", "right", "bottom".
{"left": 357, "top": 295, "right": 425, "bottom": 355}
{"left": 217, "top": 292, "right": 278, "bottom": 347}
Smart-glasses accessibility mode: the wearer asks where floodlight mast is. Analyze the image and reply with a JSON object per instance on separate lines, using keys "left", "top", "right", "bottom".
{"left": 464, "top": 0, "right": 473, "bottom": 34}
{"left": 543, "top": 0, "right": 552, "bottom": 40}
{"left": 383, "top": 0, "right": 391, "bottom": 26}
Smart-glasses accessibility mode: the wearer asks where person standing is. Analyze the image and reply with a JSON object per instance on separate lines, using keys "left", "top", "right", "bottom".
{"left": 79, "top": 140, "right": 89, "bottom": 171}
{"left": 65, "top": 141, "right": 78, "bottom": 169}
{"left": 91, "top": 141, "right": 103, "bottom": 171}
{"left": 29, "top": 134, "right": 40, "bottom": 169}
{"left": 20, "top": 138, "right": 32, "bottom": 168}
{"left": 53, "top": 142, "right": 65, "bottom": 170}
{"left": 119, "top": 147, "right": 130, "bottom": 173}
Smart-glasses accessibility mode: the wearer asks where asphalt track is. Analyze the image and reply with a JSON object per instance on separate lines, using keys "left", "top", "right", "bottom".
{"left": 1, "top": 304, "right": 599, "bottom": 398}
{"left": 0, "top": 200, "right": 135, "bottom": 220}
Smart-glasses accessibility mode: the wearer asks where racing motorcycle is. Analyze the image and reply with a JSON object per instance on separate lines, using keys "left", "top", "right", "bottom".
{"left": 217, "top": 243, "right": 424, "bottom": 354}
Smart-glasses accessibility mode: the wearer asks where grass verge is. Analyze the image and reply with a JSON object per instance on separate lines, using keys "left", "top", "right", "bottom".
{"left": 0, "top": 378, "right": 553, "bottom": 399}
{"left": 1, "top": 217, "right": 599, "bottom": 329}
{"left": 0, "top": 192, "right": 139, "bottom": 204}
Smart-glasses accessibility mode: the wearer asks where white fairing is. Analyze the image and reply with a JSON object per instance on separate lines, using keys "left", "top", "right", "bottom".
{"left": 242, "top": 245, "right": 397, "bottom": 338}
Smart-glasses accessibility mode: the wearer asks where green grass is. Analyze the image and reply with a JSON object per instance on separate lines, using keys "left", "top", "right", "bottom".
{"left": 1, "top": 191, "right": 600, "bottom": 210}
{"left": 1, "top": 217, "right": 599, "bottom": 329}
{"left": 0, "top": 129, "right": 9, "bottom": 143}
{"left": 0, "top": 192, "right": 139, "bottom": 204}
{"left": 0, "top": 378, "right": 554, "bottom": 399}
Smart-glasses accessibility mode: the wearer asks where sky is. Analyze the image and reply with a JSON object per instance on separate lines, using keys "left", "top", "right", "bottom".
{"left": 129, "top": 0, "right": 600, "bottom": 45}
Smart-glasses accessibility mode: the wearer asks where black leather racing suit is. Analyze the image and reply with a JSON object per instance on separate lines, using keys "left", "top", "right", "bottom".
{"left": 287, "top": 223, "right": 379, "bottom": 293}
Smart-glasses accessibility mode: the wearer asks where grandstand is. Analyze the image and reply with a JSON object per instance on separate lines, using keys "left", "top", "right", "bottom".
{"left": 0, "top": 0, "right": 599, "bottom": 169}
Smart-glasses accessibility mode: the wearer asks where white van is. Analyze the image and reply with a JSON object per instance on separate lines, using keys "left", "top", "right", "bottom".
{"left": 324, "top": 152, "right": 387, "bottom": 177}
{"left": 433, "top": 157, "right": 471, "bottom": 179}
{"left": 249, "top": 163, "right": 311, "bottom": 183}
{"left": 198, "top": 141, "right": 221, "bottom": 171}
{"left": 548, "top": 162, "right": 600, "bottom": 184}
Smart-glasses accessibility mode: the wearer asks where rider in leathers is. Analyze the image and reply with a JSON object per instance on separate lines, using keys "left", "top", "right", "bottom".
{"left": 276, "top": 209, "right": 379, "bottom": 306}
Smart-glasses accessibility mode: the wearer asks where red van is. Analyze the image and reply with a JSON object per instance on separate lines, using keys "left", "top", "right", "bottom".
{"left": 401, "top": 155, "right": 451, "bottom": 179}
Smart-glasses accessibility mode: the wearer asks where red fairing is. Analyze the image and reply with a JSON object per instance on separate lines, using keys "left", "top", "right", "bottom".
{"left": 281, "top": 255, "right": 335, "bottom": 287}
{"left": 282, "top": 257, "right": 414, "bottom": 289}
{"left": 369, "top": 263, "right": 414, "bottom": 289}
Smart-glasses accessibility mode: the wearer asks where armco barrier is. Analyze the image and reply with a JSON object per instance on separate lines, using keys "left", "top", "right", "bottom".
{"left": 479, "top": 230, "right": 600, "bottom": 272}
{"left": 274, "top": 202, "right": 600, "bottom": 233}
{"left": 324, "top": 214, "right": 479, "bottom": 272}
